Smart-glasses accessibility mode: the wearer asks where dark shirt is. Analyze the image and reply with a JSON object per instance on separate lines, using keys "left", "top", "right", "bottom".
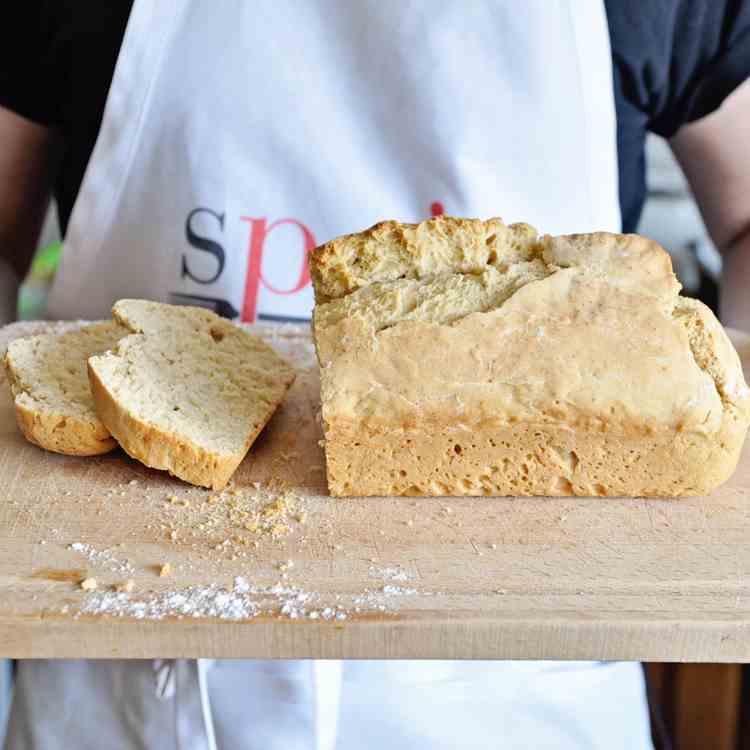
{"left": 1, "top": 0, "right": 749, "bottom": 235}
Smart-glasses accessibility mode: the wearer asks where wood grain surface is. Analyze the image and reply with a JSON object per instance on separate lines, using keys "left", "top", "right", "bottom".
{"left": 0, "top": 321, "right": 748, "bottom": 660}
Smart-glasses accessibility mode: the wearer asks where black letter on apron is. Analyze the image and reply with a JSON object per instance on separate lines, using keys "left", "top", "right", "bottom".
{"left": 183, "top": 207, "right": 226, "bottom": 284}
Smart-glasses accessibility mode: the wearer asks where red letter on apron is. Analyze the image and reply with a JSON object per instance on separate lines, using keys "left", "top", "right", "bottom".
{"left": 240, "top": 217, "right": 315, "bottom": 322}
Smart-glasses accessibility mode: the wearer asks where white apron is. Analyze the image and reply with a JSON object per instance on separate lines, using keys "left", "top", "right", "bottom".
{"left": 10, "top": 1, "right": 653, "bottom": 749}
{"left": 46, "top": 0, "right": 620, "bottom": 321}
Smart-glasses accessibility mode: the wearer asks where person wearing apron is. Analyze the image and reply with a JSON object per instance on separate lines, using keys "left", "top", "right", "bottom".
{"left": 1, "top": 1, "right": 749, "bottom": 748}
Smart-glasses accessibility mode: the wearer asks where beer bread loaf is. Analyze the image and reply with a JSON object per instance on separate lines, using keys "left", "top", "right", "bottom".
{"left": 311, "top": 216, "right": 750, "bottom": 497}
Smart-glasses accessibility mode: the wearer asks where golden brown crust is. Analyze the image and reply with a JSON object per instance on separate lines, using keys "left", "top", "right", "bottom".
{"left": 324, "top": 411, "right": 747, "bottom": 497}
{"left": 11, "top": 395, "right": 116, "bottom": 456}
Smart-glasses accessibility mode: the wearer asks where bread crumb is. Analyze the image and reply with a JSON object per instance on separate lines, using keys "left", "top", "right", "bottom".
{"left": 262, "top": 498, "right": 287, "bottom": 518}
{"left": 159, "top": 563, "right": 172, "bottom": 577}
{"left": 167, "top": 494, "right": 190, "bottom": 507}
{"left": 115, "top": 579, "right": 135, "bottom": 593}
{"left": 80, "top": 577, "right": 97, "bottom": 591}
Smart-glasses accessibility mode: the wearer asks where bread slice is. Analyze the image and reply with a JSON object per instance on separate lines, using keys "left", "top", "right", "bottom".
{"left": 311, "top": 216, "right": 750, "bottom": 497}
{"left": 88, "top": 300, "right": 295, "bottom": 489}
{"left": 4, "top": 322, "right": 123, "bottom": 455}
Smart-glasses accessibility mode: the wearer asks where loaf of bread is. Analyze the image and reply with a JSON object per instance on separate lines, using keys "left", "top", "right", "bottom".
{"left": 311, "top": 216, "right": 750, "bottom": 497}
{"left": 4, "top": 322, "right": 123, "bottom": 455}
{"left": 88, "top": 300, "right": 295, "bottom": 489}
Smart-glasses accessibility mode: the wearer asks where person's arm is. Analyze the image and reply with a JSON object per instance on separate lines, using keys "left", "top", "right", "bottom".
{"left": 0, "top": 105, "right": 61, "bottom": 323}
{"left": 669, "top": 80, "right": 750, "bottom": 330}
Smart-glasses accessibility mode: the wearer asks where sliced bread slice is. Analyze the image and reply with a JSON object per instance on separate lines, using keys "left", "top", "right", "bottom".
{"left": 4, "top": 322, "right": 123, "bottom": 455}
{"left": 87, "top": 300, "right": 296, "bottom": 489}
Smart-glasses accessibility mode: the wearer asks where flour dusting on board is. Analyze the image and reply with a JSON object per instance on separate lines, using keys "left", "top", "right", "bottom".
{"left": 68, "top": 543, "right": 135, "bottom": 575}
{"left": 369, "top": 565, "right": 413, "bottom": 582}
{"left": 77, "top": 575, "right": 433, "bottom": 621}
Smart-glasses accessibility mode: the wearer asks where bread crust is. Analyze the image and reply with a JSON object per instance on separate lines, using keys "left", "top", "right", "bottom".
{"left": 3, "top": 323, "right": 121, "bottom": 456}
{"left": 10, "top": 392, "right": 116, "bottom": 456}
{"left": 310, "top": 215, "right": 538, "bottom": 303}
{"left": 324, "top": 408, "right": 747, "bottom": 497}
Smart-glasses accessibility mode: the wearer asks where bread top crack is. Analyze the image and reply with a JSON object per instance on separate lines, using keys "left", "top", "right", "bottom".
{"left": 311, "top": 216, "right": 750, "bottom": 436}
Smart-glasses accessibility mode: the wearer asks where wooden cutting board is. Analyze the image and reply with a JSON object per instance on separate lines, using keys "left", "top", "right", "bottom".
{"left": 0, "top": 321, "right": 748, "bottom": 661}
